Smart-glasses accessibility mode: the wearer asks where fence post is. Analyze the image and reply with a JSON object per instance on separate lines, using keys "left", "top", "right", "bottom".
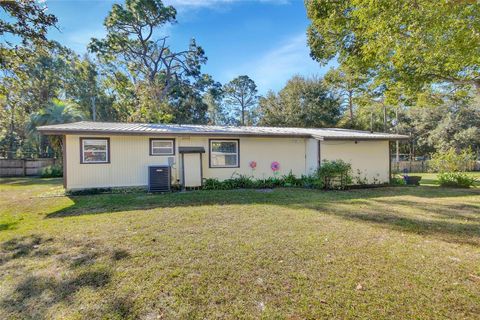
{"left": 22, "top": 159, "right": 26, "bottom": 177}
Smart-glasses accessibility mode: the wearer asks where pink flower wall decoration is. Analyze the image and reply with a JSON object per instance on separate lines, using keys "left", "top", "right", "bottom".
{"left": 271, "top": 161, "right": 280, "bottom": 172}
{"left": 249, "top": 161, "right": 257, "bottom": 169}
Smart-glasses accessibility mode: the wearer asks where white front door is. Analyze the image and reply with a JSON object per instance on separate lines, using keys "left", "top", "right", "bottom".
{"left": 183, "top": 153, "right": 202, "bottom": 187}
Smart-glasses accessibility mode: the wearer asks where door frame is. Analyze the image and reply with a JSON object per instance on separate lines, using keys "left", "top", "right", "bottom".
{"left": 180, "top": 148, "right": 205, "bottom": 189}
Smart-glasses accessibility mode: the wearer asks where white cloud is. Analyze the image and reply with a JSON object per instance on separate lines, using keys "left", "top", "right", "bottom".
{"left": 62, "top": 28, "right": 106, "bottom": 53}
{"left": 224, "top": 33, "right": 333, "bottom": 93}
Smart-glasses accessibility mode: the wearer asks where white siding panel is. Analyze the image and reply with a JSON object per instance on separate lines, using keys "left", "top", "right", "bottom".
{"left": 65, "top": 134, "right": 390, "bottom": 189}
{"left": 320, "top": 140, "right": 390, "bottom": 184}
{"left": 66, "top": 135, "right": 178, "bottom": 189}
{"left": 305, "top": 138, "right": 319, "bottom": 175}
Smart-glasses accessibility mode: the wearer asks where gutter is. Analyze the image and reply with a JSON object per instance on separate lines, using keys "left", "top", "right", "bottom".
{"left": 37, "top": 129, "right": 313, "bottom": 139}
{"left": 38, "top": 127, "right": 410, "bottom": 141}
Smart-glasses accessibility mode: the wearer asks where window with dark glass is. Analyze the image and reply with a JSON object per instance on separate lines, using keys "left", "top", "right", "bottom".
{"left": 150, "top": 139, "right": 175, "bottom": 155}
{"left": 210, "top": 140, "right": 239, "bottom": 167}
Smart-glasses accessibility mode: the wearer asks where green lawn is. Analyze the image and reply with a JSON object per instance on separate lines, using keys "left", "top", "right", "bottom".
{"left": 0, "top": 177, "right": 480, "bottom": 319}
{"left": 415, "top": 172, "right": 480, "bottom": 187}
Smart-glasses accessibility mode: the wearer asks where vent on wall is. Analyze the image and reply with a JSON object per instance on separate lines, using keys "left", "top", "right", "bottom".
{"left": 148, "top": 165, "right": 171, "bottom": 192}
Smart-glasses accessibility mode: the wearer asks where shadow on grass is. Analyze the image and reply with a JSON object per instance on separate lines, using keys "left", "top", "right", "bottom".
{"left": 44, "top": 186, "right": 480, "bottom": 247}
{"left": 48, "top": 186, "right": 480, "bottom": 218}
{"left": 0, "top": 177, "right": 63, "bottom": 187}
{"left": 0, "top": 221, "right": 18, "bottom": 232}
{"left": 0, "top": 234, "right": 134, "bottom": 319}
{"left": 0, "top": 235, "right": 54, "bottom": 265}
{"left": 1, "top": 269, "right": 112, "bottom": 319}
{"left": 372, "top": 198, "right": 480, "bottom": 222}
{"left": 310, "top": 203, "right": 480, "bottom": 247}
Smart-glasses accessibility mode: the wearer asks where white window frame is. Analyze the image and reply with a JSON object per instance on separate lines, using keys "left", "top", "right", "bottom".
{"left": 150, "top": 139, "right": 175, "bottom": 156}
{"left": 81, "top": 138, "right": 109, "bottom": 164}
{"left": 209, "top": 139, "right": 239, "bottom": 168}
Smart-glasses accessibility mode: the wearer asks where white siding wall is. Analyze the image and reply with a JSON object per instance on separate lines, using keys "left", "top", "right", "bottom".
{"left": 65, "top": 135, "right": 309, "bottom": 190}
{"left": 320, "top": 140, "right": 390, "bottom": 184}
{"left": 305, "top": 138, "right": 319, "bottom": 175}
{"left": 65, "top": 135, "right": 178, "bottom": 189}
{"left": 65, "top": 135, "right": 391, "bottom": 189}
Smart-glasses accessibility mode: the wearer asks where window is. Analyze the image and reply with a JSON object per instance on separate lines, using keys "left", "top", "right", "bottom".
{"left": 209, "top": 139, "right": 239, "bottom": 168}
{"left": 150, "top": 139, "right": 175, "bottom": 156}
{"left": 80, "top": 138, "right": 109, "bottom": 164}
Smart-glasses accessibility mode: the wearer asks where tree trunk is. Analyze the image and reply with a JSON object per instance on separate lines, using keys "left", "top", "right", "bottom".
{"left": 8, "top": 95, "right": 14, "bottom": 160}
{"left": 383, "top": 104, "right": 387, "bottom": 132}
{"left": 91, "top": 96, "right": 97, "bottom": 121}
{"left": 241, "top": 94, "right": 245, "bottom": 126}
{"left": 241, "top": 105, "right": 245, "bottom": 126}
{"left": 370, "top": 112, "right": 374, "bottom": 133}
{"left": 395, "top": 108, "right": 399, "bottom": 162}
{"left": 475, "top": 80, "right": 480, "bottom": 96}
{"left": 348, "top": 90, "right": 354, "bottom": 126}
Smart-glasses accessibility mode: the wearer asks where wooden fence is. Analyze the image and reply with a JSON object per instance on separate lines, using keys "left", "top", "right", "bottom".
{"left": 0, "top": 158, "right": 58, "bottom": 177}
{"left": 391, "top": 160, "right": 480, "bottom": 174}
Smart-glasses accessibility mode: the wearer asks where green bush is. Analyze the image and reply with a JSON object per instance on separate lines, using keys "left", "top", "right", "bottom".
{"left": 437, "top": 172, "right": 476, "bottom": 188}
{"left": 430, "top": 148, "right": 476, "bottom": 173}
{"left": 281, "top": 171, "right": 303, "bottom": 187}
{"left": 40, "top": 164, "right": 63, "bottom": 178}
{"left": 430, "top": 148, "right": 477, "bottom": 188}
{"left": 315, "top": 160, "right": 353, "bottom": 190}
{"left": 390, "top": 175, "right": 406, "bottom": 186}
{"left": 202, "top": 162, "right": 354, "bottom": 191}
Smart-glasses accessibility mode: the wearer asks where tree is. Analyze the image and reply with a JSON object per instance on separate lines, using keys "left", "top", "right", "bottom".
{"left": 0, "top": 43, "right": 75, "bottom": 158}
{"left": 28, "top": 99, "right": 85, "bottom": 158}
{"left": 323, "top": 65, "right": 367, "bottom": 128}
{"left": 204, "top": 84, "right": 228, "bottom": 125}
{"left": 306, "top": 0, "right": 480, "bottom": 96}
{"left": 0, "top": 0, "right": 57, "bottom": 45}
{"left": 89, "top": 0, "right": 207, "bottom": 121}
{"left": 102, "top": 71, "right": 139, "bottom": 122}
{"left": 167, "top": 74, "right": 220, "bottom": 124}
{"left": 29, "top": 99, "right": 85, "bottom": 129}
{"left": 257, "top": 91, "right": 282, "bottom": 126}
{"left": 409, "top": 87, "right": 480, "bottom": 155}
{"left": 223, "top": 75, "right": 258, "bottom": 125}
{"left": 64, "top": 55, "right": 118, "bottom": 121}
{"left": 258, "top": 75, "right": 341, "bottom": 128}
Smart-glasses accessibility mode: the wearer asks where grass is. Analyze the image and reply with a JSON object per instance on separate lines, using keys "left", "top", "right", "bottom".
{"left": 0, "top": 176, "right": 479, "bottom": 319}
{"left": 414, "top": 172, "right": 480, "bottom": 187}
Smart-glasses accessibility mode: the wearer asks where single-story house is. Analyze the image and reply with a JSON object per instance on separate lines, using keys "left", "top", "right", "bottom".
{"left": 38, "top": 121, "right": 408, "bottom": 191}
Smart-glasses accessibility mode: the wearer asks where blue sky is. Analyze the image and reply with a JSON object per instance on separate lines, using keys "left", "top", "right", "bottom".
{"left": 44, "top": 0, "right": 333, "bottom": 94}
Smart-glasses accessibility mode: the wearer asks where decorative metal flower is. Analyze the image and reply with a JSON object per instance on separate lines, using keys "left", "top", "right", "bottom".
{"left": 249, "top": 161, "right": 257, "bottom": 169}
{"left": 271, "top": 161, "right": 280, "bottom": 172}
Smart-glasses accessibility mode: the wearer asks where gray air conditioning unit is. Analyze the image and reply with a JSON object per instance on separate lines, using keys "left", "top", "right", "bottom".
{"left": 148, "top": 165, "right": 171, "bottom": 192}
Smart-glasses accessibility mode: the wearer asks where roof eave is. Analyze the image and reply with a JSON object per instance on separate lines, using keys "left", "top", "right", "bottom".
{"left": 37, "top": 127, "right": 410, "bottom": 141}
{"left": 37, "top": 129, "right": 312, "bottom": 138}
{"left": 322, "top": 136, "right": 410, "bottom": 141}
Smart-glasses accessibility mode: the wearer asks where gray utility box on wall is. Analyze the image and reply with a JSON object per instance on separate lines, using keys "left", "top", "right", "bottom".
{"left": 148, "top": 165, "right": 171, "bottom": 192}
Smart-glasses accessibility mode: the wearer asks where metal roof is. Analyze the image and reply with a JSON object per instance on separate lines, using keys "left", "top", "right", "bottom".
{"left": 37, "top": 121, "right": 409, "bottom": 140}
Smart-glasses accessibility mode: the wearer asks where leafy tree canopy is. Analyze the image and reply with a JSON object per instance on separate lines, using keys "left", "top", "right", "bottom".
{"left": 258, "top": 75, "right": 341, "bottom": 128}
{"left": 323, "top": 65, "right": 368, "bottom": 127}
{"left": 306, "top": 0, "right": 480, "bottom": 96}
{"left": 0, "top": 0, "right": 57, "bottom": 45}
{"left": 89, "top": 0, "right": 207, "bottom": 118}
{"left": 223, "top": 75, "right": 258, "bottom": 125}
